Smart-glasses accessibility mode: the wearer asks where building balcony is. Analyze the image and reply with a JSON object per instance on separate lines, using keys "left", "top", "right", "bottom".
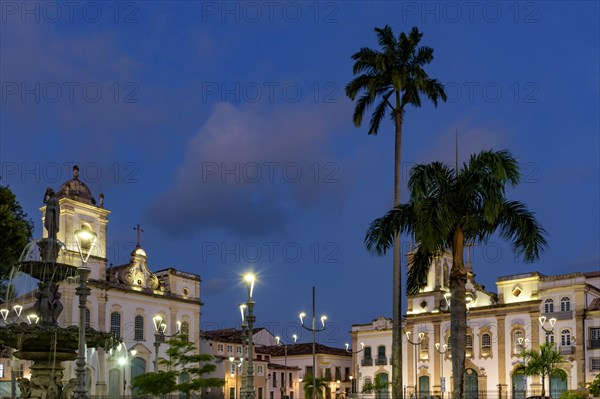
{"left": 559, "top": 345, "right": 575, "bottom": 355}
{"left": 543, "top": 310, "right": 573, "bottom": 320}
{"left": 588, "top": 339, "right": 600, "bottom": 349}
{"left": 375, "top": 357, "right": 387, "bottom": 365}
{"left": 361, "top": 358, "right": 373, "bottom": 366}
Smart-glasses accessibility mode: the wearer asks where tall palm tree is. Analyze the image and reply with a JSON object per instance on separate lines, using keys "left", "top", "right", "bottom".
{"left": 364, "top": 150, "right": 546, "bottom": 399}
{"left": 303, "top": 376, "right": 330, "bottom": 399}
{"left": 346, "top": 25, "right": 446, "bottom": 399}
{"left": 513, "top": 343, "right": 567, "bottom": 397}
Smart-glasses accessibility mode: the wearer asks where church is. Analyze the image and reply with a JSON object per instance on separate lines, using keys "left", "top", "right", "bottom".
{"left": 351, "top": 248, "right": 600, "bottom": 399}
{"left": 0, "top": 166, "right": 202, "bottom": 397}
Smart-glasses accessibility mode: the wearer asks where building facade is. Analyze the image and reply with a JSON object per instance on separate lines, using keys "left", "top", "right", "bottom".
{"left": 0, "top": 168, "right": 202, "bottom": 397}
{"left": 202, "top": 328, "right": 353, "bottom": 399}
{"left": 352, "top": 251, "right": 600, "bottom": 399}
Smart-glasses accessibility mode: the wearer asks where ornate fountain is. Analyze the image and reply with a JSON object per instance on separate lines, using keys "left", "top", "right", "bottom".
{"left": 0, "top": 188, "right": 118, "bottom": 399}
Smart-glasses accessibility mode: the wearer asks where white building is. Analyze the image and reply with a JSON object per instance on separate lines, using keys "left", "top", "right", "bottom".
{"left": 201, "top": 328, "right": 353, "bottom": 399}
{"left": 0, "top": 167, "right": 202, "bottom": 397}
{"left": 352, "top": 250, "right": 600, "bottom": 399}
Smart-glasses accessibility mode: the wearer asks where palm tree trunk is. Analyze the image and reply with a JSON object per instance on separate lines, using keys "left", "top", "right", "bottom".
{"left": 392, "top": 107, "right": 403, "bottom": 399}
{"left": 450, "top": 227, "right": 467, "bottom": 399}
{"left": 541, "top": 371, "right": 546, "bottom": 397}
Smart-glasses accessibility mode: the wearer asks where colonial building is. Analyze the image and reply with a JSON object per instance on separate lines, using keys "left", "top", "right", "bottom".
{"left": 352, "top": 250, "right": 600, "bottom": 399}
{"left": 202, "top": 328, "right": 353, "bottom": 399}
{"left": 0, "top": 167, "right": 202, "bottom": 397}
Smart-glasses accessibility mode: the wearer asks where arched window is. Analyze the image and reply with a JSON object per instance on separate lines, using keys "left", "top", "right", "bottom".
{"left": 364, "top": 346, "right": 372, "bottom": 361}
{"left": 466, "top": 334, "right": 473, "bottom": 358}
{"left": 514, "top": 330, "right": 524, "bottom": 354}
{"left": 561, "top": 329, "right": 571, "bottom": 346}
{"left": 85, "top": 308, "right": 91, "bottom": 328}
{"left": 377, "top": 345, "right": 386, "bottom": 361}
{"left": 544, "top": 299, "right": 554, "bottom": 314}
{"left": 560, "top": 297, "right": 571, "bottom": 312}
{"left": 420, "top": 335, "right": 429, "bottom": 360}
{"left": 481, "top": 333, "right": 491, "bottom": 350}
{"left": 181, "top": 321, "right": 190, "bottom": 340}
{"left": 110, "top": 312, "right": 121, "bottom": 339}
{"left": 134, "top": 315, "right": 144, "bottom": 341}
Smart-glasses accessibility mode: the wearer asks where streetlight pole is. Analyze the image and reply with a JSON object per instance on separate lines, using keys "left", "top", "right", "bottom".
{"left": 73, "top": 225, "right": 97, "bottom": 399}
{"left": 152, "top": 315, "right": 181, "bottom": 371}
{"left": 299, "top": 287, "right": 328, "bottom": 399}
{"left": 276, "top": 334, "right": 298, "bottom": 399}
{"left": 434, "top": 343, "right": 448, "bottom": 399}
{"left": 539, "top": 316, "right": 556, "bottom": 398}
{"left": 405, "top": 331, "right": 424, "bottom": 399}
{"left": 231, "top": 357, "right": 244, "bottom": 399}
{"left": 241, "top": 273, "right": 257, "bottom": 399}
{"left": 344, "top": 342, "right": 364, "bottom": 395}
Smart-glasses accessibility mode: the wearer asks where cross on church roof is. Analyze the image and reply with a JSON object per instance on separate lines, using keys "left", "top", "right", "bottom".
{"left": 133, "top": 224, "right": 144, "bottom": 247}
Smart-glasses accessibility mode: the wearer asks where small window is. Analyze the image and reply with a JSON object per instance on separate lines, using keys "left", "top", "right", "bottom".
{"left": 560, "top": 297, "right": 571, "bottom": 312}
{"left": 591, "top": 358, "right": 600, "bottom": 372}
{"left": 591, "top": 327, "right": 600, "bottom": 341}
{"left": 546, "top": 331, "right": 555, "bottom": 344}
{"left": 544, "top": 299, "right": 554, "bottom": 314}
{"left": 183, "top": 287, "right": 189, "bottom": 296}
{"left": 273, "top": 371, "right": 277, "bottom": 388}
{"left": 227, "top": 345, "right": 233, "bottom": 354}
{"left": 236, "top": 346, "right": 242, "bottom": 355}
{"left": 561, "top": 329, "right": 571, "bottom": 346}
{"left": 134, "top": 315, "right": 144, "bottom": 341}
{"left": 466, "top": 334, "right": 473, "bottom": 349}
{"left": 378, "top": 346, "right": 386, "bottom": 359}
{"left": 364, "top": 346, "right": 372, "bottom": 360}
{"left": 447, "top": 335, "right": 451, "bottom": 353}
{"left": 110, "top": 312, "right": 121, "bottom": 339}
{"left": 482, "top": 333, "right": 491, "bottom": 349}
{"left": 181, "top": 321, "right": 190, "bottom": 339}
{"left": 514, "top": 330, "right": 524, "bottom": 353}
{"left": 217, "top": 344, "right": 224, "bottom": 352}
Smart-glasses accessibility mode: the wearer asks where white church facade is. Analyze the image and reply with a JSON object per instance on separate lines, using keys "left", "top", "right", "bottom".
{"left": 0, "top": 166, "right": 202, "bottom": 397}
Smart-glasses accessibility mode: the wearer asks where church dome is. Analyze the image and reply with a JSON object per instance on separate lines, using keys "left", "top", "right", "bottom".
{"left": 56, "top": 165, "right": 96, "bottom": 206}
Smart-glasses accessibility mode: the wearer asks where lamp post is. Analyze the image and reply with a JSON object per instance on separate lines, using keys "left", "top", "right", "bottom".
{"left": 344, "top": 342, "right": 364, "bottom": 395}
{"left": 539, "top": 316, "right": 556, "bottom": 397}
{"left": 230, "top": 357, "right": 244, "bottom": 399}
{"left": 152, "top": 315, "right": 181, "bottom": 371}
{"left": 241, "top": 273, "right": 256, "bottom": 399}
{"left": 276, "top": 334, "right": 298, "bottom": 399}
{"left": 73, "top": 224, "right": 97, "bottom": 399}
{"left": 1, "top": 305, "right": 23, "bottom": 399}
{"left": 434, "top": 343, "right": 448, "bottom": 399}
{"left": 299, "top": 286, "right": 328, "bottom": 399}
{"left": 405, "top": 331, "right": 425, "bottom": 399}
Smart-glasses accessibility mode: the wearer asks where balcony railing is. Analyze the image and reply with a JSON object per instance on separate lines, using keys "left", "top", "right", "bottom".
{"left": 361, "top": 358, "right": 373, "bottom": 366}
{"left": 375, "top": 357, "right": 387, "bottom": 365}
{"left": 588, "top": 339, "right": 600, "bottom": 349}
{"left": 543, "top": 310, "right": 573, "bottom": 320}
{"left": 559, "top": 345, "right": 575, "bottom": 355}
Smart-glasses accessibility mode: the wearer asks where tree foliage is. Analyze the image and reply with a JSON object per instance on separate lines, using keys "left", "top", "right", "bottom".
{"left": 365, "top": 150, "right": 546, "bottom": 399}
{"left": 587, "top": 373, "right": 600, "bottom": 396}
{"left": 362, "top": 374, "right": 389, "bottom": 394}
{"left": 0, "top": 184, "right": 33, "bottom": 282}
{"left": 512, "top": 343, "right": 567, "bottom": 397}
{"left": 303, "top": 376, "right": 330, "bottom": 399}
{"left": 131, "top": 335, "right": 224, "bottom": 399}
{"left": 346, "top": 25, "right": 447, "bottom": 399}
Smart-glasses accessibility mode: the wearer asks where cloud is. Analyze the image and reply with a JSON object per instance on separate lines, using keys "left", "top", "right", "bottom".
{"left": 147, "top": 101, "right": 348, "bottom": 238}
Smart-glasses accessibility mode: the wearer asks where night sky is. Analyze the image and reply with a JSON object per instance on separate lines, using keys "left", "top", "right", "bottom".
{"left": 1, "top": 1, "right": 598, "bottom": 347}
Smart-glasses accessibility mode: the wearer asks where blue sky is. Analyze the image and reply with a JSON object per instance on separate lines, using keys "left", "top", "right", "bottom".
{"left": 1, "top": 1, "right": 598, "bottom": 347}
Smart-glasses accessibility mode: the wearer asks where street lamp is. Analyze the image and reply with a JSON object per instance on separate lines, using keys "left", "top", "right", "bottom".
{"left": 539, "top": 316, "right": 556, "bottom": 397}
{"left": 435, "top": 343, "right": 448, "bottom": 399}
{"left": 299, "top": 286, "right": 327, "bottom": 399}
{"left": 344, "top": 342, "right": 364, "bottom": 394}
{"left": 241, "top": 273, "right": 257, "bottom": 399}
{"left": 406, "top": 331, "right": 425, "bottom": 399}
{"left": 152, "top": 315, "right": 181, "bottom": 371}
{"left": 276, "top": 334, "right": 298, "bottom": 399}
{"left": 230, "top": 357, "right": 244, "bottom": 399}
{"left": 73, "top": 224, "right": 97, "bottom": 399}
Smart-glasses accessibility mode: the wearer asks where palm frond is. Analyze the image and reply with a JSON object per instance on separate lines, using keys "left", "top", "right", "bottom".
{"left": 496, "top": 200, "right": 547, "bottom": 262}
{"left": 406, "top": 247, "right": 435, "bottom": 295}
{"left": 365, "top": 204, "right": 416, "bottom": 255}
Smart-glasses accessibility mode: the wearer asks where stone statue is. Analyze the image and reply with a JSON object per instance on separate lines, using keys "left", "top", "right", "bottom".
{"left": 17, "top": 377, "right": 31, "bottom": 399}
{"left": 60, "top": 378, "right": 77, "bottom": 399}
{"left": 43, "top": 188, "right": 60, "bottom": 241}
{"left": 33, "top": 282, "right": 63, "bottom": 325}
